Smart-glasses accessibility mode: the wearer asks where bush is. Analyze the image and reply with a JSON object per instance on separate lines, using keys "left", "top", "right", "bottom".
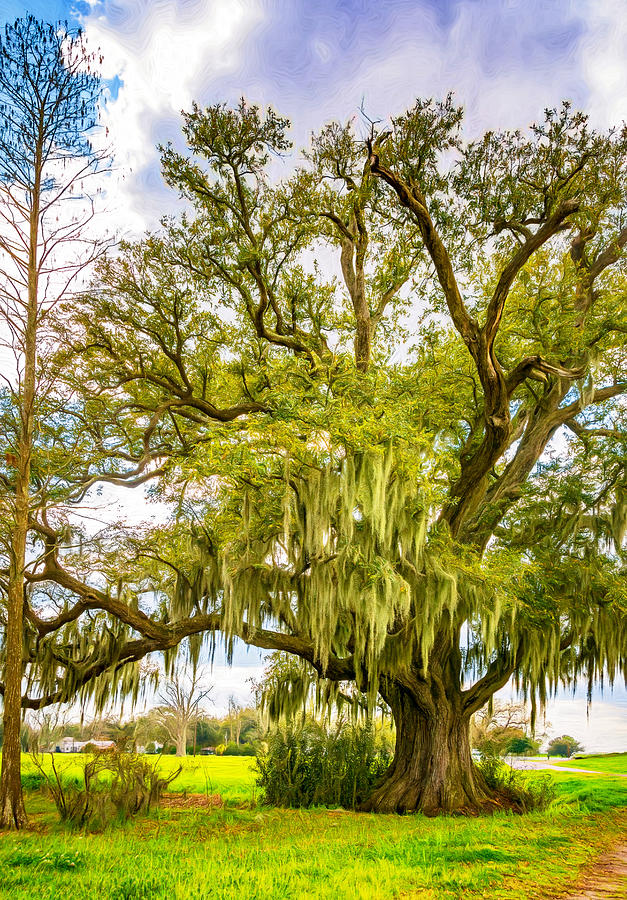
{"left": 505, "top": 735, "right": 540, "bottom": 756}
{"left": 256, "top": 719, "right": 392, "bottom": 810}
{"left": 547, "top": 735, "right": 584, "bottom": 757}
{"left": 223, "top": 741, "right": 256, "bottom": 756}
{"left": 30, "top": 749, "right": 182, "bottom": 828}
{"left": 21, "top": 771, "right": 47, "bottom": 792}
{"left": 477, "top": 751, "right": 556, "bottom": 812}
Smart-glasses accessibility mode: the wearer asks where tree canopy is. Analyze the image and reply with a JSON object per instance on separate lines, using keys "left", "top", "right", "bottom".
{"left": 3, "top": 95, "right": 626, "bottom": 814}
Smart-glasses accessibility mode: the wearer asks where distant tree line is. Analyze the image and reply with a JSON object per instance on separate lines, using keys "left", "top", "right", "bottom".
{"left": 11, "top": 704, "right": 258, "bottom": 757}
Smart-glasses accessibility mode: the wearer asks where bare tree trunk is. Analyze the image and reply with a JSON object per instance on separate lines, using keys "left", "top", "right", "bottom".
{"left": 175, "top": 729, "right": 187, "bottom": 757}
{"left": 0, "top": 168, "right": 39, "bottom": 828}
{"left": 0, "top": 528, "right": 28, "bottom": 828}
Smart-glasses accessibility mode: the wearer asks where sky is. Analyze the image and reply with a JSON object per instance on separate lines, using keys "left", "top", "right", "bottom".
{"left": 0, "top": 0, "right": 625, "bottom": 748}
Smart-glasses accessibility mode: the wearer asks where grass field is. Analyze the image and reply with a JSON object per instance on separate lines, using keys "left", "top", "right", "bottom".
{"left": 548, "top": 752, "right": 627, "bottom": 775}
{"left": 20, "top": 752, "right": 259, "bottom": 804}
{"left": 0, "top": 754, "right": 625, "bottom": 899}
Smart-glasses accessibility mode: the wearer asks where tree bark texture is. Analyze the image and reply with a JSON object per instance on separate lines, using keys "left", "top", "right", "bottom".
{"left": 361, "top": 675, "right": 492, "bottom": 816}
{"left": 0, "top": 365, "right": 32, "bottom": 831}
{"left": 0, "top": 152, "right": 40, "bottom": 829}
{"left": 0, "top": 508, "right": 28, "bottom": 828}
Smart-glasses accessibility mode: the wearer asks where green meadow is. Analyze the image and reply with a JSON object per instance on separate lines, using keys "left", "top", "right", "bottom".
{"left": 549, "top": 752, "right": 627, "bottom": 775}
{"left": 0, "top": 754, "right": 625, "bottom": 899}
{"left": 20, "top": 753, "right": 259, "bottom": 805}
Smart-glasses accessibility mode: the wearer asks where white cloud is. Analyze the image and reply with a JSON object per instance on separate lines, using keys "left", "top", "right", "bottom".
{"left": 79, "top": 0, "right": 263, "bottom": 233}
{"left": 580, "top": 0, "right": 627, "bottom": 126}
{"left": 206, "top": 665, "right": 260, "bottom": 714}
{"left": 496, "top": 685, "right": 627, "bottom": 754}
{"left": 544, "top": 696, "right": 627, "bottom": 754}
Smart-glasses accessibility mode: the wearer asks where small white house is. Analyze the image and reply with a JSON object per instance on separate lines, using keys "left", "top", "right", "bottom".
{"left": 54, "top": 737, "right": 115, "bottom": 753}
{"left": 56, "top": 737, "right": 81, "bottom": 753}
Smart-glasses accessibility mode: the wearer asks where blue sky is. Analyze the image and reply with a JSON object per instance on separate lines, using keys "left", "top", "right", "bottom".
{"left": 0, "top": 0, "right": 625, "bottom": 746}
{"left": 3, "top": 0, "right": 620, "bottom": 230}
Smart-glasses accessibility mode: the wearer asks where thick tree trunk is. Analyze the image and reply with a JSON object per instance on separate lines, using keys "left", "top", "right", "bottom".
{"left": 175, "top": 732, "right": 187, "bottom": 757}
{"left": 361, "top": 676, "right": 492, "bottom": 816}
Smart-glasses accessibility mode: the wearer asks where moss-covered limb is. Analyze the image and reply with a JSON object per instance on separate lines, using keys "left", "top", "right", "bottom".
{"left": 15, "top": 432, "right": 625, "bottom": 732}
{"left": 462, "top": 623, "right": 577, "bottom": 718}
{"left": 8, "top": 567, "right": 357, "bottom": 709}
{"left": 25, "top": 569, "right": 168, "bottom": 643}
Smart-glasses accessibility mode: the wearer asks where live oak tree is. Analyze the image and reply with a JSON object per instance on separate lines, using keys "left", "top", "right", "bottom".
{"left": 0, "top": 17, "right": 109, "bottom": 827}
{"left": 7, "top": 98, "right": 627, "bottom": 816}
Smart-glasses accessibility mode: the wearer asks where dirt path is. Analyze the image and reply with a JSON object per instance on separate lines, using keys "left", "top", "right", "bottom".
{"left": 562, "top": 843, "right": 627, "bottom": 899}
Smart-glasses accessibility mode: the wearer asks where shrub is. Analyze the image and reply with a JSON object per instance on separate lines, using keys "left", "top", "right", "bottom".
{"left": 20, "top": 771, "right": 47, "bottom": 791}
{"left": 30, "top": 749, "right": 182, "bottom": 828}
{"left": 256, "top": 719, "right": 392, "bottom": 810}
{"left": 547, "top": 735, "right": 584, "bottom": 757}
{"left": 477, "top": 751, "right": 556, "bottom": 812}
{"left": 223, "top": 741, "right": 256, "bottom": 756}
{"left": 505, "top": 735, "right": 540, "bottom": 756}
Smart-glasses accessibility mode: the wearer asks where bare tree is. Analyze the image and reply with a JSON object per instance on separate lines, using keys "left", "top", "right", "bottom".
{"left": 154, "top": 667, "right": 213, "bottom": 757}
{"left": 0, "top": 16, "right": 109, "bottom": 827}
{"left": 473, "top": 700, "right": 531, "bottom": 734}
{"left": 226, "top": 695, "right": 244, "bottom": 745}
{"left": 471, "top": 701, "right": 550, "bottom": 756}
{"left": 23, "top": 707, "right": 68, "bottom": 753}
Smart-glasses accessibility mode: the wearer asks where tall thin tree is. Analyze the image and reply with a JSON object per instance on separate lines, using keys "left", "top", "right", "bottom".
{"left": 0, "top": 16, "right": 108, "bottom": 828}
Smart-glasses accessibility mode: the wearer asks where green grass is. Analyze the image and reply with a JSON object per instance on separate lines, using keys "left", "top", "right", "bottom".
{"left": 547, "top": 752, "right": 627, "bottom": 775}
{"left": 0, "top": 756, "right": 625, "bottom": 899}
{"left": 20, "top": 753, "right": 258, "bottom": 804}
